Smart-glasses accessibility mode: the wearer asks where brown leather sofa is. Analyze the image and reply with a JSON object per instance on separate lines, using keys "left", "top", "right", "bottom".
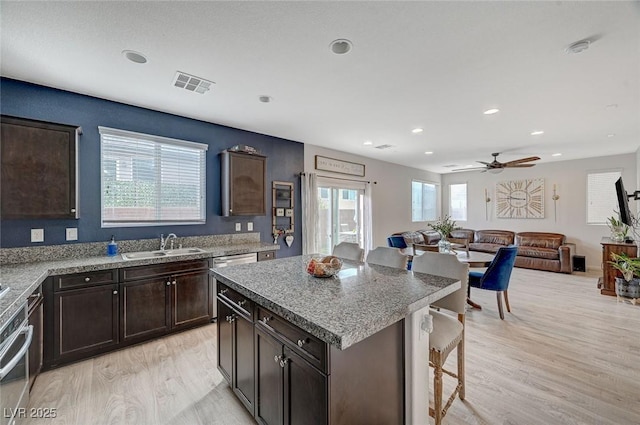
{"left": 390, "top": 228, "right": 574, "bottom": 273}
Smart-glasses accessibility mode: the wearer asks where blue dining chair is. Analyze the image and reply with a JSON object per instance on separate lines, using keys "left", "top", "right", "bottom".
{"left": 468, "top": 245, "right": 518, "bottom": 320}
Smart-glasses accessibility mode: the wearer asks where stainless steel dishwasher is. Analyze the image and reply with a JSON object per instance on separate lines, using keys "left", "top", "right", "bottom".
{"left": 210, "top": 253, "right": 257, "bottom": 320}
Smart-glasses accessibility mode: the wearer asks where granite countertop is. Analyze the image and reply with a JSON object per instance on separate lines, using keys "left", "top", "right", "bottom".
{"left": 211, "top": 255, "right": 460, "bottom": 350}
{"left": 0, "top": 242, "right": 277, "bottom": 326}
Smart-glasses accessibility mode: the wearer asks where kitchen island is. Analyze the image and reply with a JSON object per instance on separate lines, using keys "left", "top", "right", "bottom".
{"left": 210, "top": 254, "right": 460, "bottom": 425}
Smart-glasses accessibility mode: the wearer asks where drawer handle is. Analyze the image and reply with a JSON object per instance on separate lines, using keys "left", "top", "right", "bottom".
{"left": 220, "top": 289, "right": 228, "bottom": 295}
{"left": 297, "top": 338, "right": 308, "bottom": 347}
{"left": 85, "top": 277, "right": 91, "bottom": 282}
{"left": 237, "top": 300, "right": 247, "bottom": 307}
{"left": 226, "top": 315, "right": 236, "bottom": 323}
{"left": 261, "top": 316, "right": 273, "bottom": 325}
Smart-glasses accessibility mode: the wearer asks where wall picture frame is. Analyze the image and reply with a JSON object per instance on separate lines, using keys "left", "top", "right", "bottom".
{"left": 315, "top": 155, "right": 365, "bottom": 177}
{"left": 496, "top": 178, "right": 544, "bottom": 219}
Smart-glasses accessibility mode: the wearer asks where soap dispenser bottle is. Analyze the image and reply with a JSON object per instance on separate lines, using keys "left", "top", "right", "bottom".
{"left": 107, "top": 236, "right": 118, "bottom": 257}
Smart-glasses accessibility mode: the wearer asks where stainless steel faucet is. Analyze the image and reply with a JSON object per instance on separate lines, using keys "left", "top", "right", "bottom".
{"left": 160, "top": 233, "right": 177, "bottom": 250}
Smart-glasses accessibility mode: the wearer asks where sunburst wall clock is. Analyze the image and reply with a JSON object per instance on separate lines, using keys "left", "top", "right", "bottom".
{"left": 496, "top": 179, "right": 544, "bottom": 219}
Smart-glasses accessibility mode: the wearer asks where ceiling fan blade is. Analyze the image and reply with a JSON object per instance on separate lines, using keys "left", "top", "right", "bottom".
{"left": 451, "top": 166, "right": 487, "bottom": 172}
{"left": 476, "top": 161, "right": 491, "bottom": 165}
{"left": 505, "top": 163, "right": 536, "bottom": 168}
{"left": 502, "top": 156, "right": 540, "bottom": 166}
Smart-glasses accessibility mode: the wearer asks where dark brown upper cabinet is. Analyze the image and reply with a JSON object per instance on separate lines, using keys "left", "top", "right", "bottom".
{"left": 1, "top": 115, "right": 80, "bottom": 219}
{"left": 221, "top": 150, "right": 267, "bottom": 216}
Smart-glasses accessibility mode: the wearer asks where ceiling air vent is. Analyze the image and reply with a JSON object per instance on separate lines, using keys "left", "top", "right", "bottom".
{"left": 173, "top": 71, "right": 214, "bottom": 94}
{"left": 374, "top": 144, "right": 394, "bottom": 150}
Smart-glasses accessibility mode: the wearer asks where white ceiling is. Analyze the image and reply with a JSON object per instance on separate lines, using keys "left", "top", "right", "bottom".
{"left": 2, "top": 1, "right": 639, "bottom": 173}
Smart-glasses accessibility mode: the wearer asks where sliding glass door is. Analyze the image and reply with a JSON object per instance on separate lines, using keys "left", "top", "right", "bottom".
{"left": 317, "top": 185, "right": 364, "bottom": 255}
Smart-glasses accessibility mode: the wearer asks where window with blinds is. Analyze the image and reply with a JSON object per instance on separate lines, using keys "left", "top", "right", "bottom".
{"left": 99, "top": 127, "right": 208, "bottom": 227}
{"left": 587, "top": 170, "right": 622, "bottom": 225}
{"left": 412, "top": 180, "right": 437, "bottom": 222}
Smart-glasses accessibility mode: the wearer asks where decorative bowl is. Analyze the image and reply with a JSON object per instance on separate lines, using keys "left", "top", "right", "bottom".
{"left": 306, "top": 256, "right": 343, "bottom": 278}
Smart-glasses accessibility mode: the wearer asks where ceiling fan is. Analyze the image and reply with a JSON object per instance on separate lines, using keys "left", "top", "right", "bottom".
{"left": 453, "top": 152, "right": 540, "bottom": 173}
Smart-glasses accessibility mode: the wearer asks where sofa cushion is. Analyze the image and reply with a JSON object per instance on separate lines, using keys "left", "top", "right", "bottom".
{"left": 450, "top": 229, "right": 474, "bottom": 243}
{"left": 516, "top": 246, "right": 559, "bottom": 260}
{"left": 469, "top": 243, "right": 503, "bottom": 254}
{"left": 515, "top": 232, "right": 565, "bottom": 250}
{"left": 419, "top": 230, "right": 441, "bottom": 244}
{"left": 474, "top": 230, "right": 515, "bottom": 246}
{"left": 401, "top": 231, "right": 425, "bottom": 246}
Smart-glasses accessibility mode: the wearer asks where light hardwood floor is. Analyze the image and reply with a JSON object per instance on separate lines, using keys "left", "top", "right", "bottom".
{"left": 26, "top": 268, "right": 640, "bottom": 425}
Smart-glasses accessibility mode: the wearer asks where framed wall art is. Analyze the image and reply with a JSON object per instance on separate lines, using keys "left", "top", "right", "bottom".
{"left": 315, "top": 155, "right": 365, "bottom": 177}
{"left": 496, "top": 179, "right": 544, "bottom": 219}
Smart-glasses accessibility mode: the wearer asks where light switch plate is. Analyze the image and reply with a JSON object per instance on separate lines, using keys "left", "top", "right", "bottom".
{"left": 31, "top": 228, "right": 44, "bottom": 243}
{"left": 235, "top": 223, "right": 241, "bottom": 231}
{"left": 247, "top": 222, "right": 253, "bottom": 231}
{"left": 66, "top": 227, "right": 78, "bottom": 241}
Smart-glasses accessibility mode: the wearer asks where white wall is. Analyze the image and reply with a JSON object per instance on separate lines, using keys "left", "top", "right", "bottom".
{"left": 304, "top": 145, "right": 441, "bottom": 248}
{"left": 441, "top": 154, "right": 636, "bottom": 271}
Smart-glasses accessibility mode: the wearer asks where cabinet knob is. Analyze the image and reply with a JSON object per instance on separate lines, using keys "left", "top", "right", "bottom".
{"left": 167, "top": 281, "right": 171, "bottom": 286}
{"left": 274, "top": 355, "right": 281, "bottom": 364}
{"left": 84, "top": 277, "right": 91, "bottom": 282}
{"left": 113, "top": 290, "right": 118, "bottom": 295}
{"left": 220, "top": 289, "right": 228, "bottom": 295}
{"left": 71, "top": 208, "right": 76, "bottom": 213}
{"left": 172, "top": 280, "right": 177, "bottom": 285}
{"left": 226, "top": 315, "right": 236, "bottom": 323}
{"left": 261, "top": 316, "right": 272, "bottom": 325}
{"left": 237, "top": 300, "right": 247, "bottom": 307}
{"left": 297, "top": 338, "right": 307, "bottom": 347}
{"left": 279, "top": 357, "right": 289, "bottom": 368}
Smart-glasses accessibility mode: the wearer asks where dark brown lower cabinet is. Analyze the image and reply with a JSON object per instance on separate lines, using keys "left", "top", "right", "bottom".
{"left": 28, "top": 289, "right": 43, "bottom": 391}
{"left": 52, "top": 283, "right": 119, "bottom": 364}
{"left": 121, "top": 277, "right": 171, "bottom": 343}
{"left": 217, "top": 300, "right": 234, "bottom": 382}
{"left": 172, "top": 270, "right": 211, "bottom": 330}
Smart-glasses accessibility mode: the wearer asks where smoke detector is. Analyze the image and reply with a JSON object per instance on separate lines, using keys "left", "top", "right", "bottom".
{"left": 173, "top": 71, "right": 214, "bottom": 94}
{"left": 565, "top": 40, "right": 590, "bottom": 54}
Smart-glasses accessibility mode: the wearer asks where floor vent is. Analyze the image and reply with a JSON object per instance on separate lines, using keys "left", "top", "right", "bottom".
{"left": 374, "top": 144, "right": 394, "bottom": 150}
{"left": 173, "top": 71, "right": 214, "bottom": 94}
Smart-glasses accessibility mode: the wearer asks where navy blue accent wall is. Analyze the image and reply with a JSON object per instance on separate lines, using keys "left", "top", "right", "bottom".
{"left": 0, "top": 78, "right": 304, "bottom": 257}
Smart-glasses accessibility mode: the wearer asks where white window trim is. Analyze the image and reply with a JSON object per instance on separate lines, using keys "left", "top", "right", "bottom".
{"left": 99, "top": 126, "right": 208, "bottom": 228}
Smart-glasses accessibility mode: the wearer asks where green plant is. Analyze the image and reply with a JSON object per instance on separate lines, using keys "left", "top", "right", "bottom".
{"left": 609, "top": 252, "right": 640, "bottom": 282}
{"left": 428, "top": 215, "right": 459, "bottom": 238}
{"left": 607, "top": 215, "right": 629, "bottom": 240}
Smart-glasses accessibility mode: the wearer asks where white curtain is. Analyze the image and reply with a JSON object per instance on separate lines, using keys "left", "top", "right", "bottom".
{"left": 301, "top": 173, "right": 319, "bottom": 254}
{"left": 363, "top": 182, "right": 373, "bottom": 256}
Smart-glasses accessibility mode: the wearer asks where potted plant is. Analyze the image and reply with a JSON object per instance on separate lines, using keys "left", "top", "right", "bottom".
{"left": 428, "top": 215, "right": 459, "bottom": 253}
{"left": 607, "top": 215, "right": 629, "bottom": 242}
{"left": 609, "top": 252, "right": 640, "bottom": 299}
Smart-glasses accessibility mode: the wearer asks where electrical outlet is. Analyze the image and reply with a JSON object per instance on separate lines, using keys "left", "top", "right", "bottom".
{"left": 66, "top": 227, "right": 78, "bottom": 241}
{"left": 235, "top": 223, "right": 241, "bottom": 231}
{"left": 247, "top": 222, "right": 253, "bottom": 231}
{"left": 31, "top": 228, "right": 44, "bottom": 243}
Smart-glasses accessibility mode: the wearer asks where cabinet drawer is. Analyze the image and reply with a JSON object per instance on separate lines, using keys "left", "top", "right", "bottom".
{"left": 121, "top": 259, "right": 209, "bottom": 281}
{"left": 256, "top": 306, "right": 327, "bottom": 373}
{"left": 257, "top": 250, "right": 276, "bottom": 261}
{"left": 217, "top": 283, "right": 253, "bottom": 319}
{"left": 54, "top": 270, "right": 118, "bottom": 291}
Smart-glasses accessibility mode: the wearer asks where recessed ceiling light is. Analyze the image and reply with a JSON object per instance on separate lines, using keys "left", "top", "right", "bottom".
{"left": 424, "top": 151, "right": 433, "bottom": 155}
{"left": 330, "top": 39, "right": 352, "bottom": 55}
{"left": 483, "top": 108, "right": 500, "bottom": 115}
{"left": 605, "top": 104, "right": 618, "bottom": 110}
{"left": 607, "top": 133, "right": 616, "bottom": 138}
{"left": 552, "top": 153, "right": 562, "bottom": 157}
{"left": 565, "top": 40, "right": 590, "bottom": 54}
{"left": 258, "top": 95, "right": 273, "bottom": 103}
{"left": 412, "top": 128, "right": 423, "bottom": 134}
{"left": 363, "top": 140, "right": 373, "bottom": 146}
{"left": 531, "top": 130, "right": 544, "bottom": 136}
{"left": 122, "top": 50, "right": 147, "bottom": 64}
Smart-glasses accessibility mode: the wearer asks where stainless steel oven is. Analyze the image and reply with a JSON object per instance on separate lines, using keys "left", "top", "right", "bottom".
{"left": 0, "top": 304, "right": 32, "bottom": 425}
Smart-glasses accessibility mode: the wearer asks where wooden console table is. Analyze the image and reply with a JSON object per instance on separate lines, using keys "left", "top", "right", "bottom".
{"left": 598, "top": 237, "right": 638, "bottom": 296}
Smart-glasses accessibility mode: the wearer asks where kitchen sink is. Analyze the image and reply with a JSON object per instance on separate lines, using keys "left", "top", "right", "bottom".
{"left": 121, "top": 247, "right": 206, "bottom": 261}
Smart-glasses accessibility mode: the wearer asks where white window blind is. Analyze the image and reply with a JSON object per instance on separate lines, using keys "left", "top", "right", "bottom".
{"left": 412, "top": 180, "right": 437, "bottom": 222}
{"left": 449, "top": 183, "right": 467, "bottom": 221}
{"left": 587, "top": 170, "right": 621, "bottom": 225}
{"left": 100, "top": 126, "right": 208, "bottom": 227}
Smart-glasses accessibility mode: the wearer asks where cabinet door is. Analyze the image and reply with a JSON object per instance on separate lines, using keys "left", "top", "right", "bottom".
{"left": 222, "top": 151, "right": 267, "bottom": 216}
{"left": 283, "top": 347, "right": 328, "bottom": 425}
{"left": 233, "top": 313, "right": 255, "bottom": 413}
{"left": 171, "top": 270, "right": 211, "bottom": 330}
{"left": 53, "top": 284, "right": 118, "bottom": 361}
{"left": 28, "top": 297, "right": 43, "bottom": 391}
{"left": 255, "top": 326, "right": 284, "bottom": 425}
{"left": 217, "top": 300, "right": 233, "bottom": 383}
{"left": 121, "top": 277, "right": 170, "bottom": 343}
{"left": 0, "top": 115, "right": 78, "bottom": 219}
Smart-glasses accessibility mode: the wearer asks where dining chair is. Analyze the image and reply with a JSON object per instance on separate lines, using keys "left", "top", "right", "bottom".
{"left": 332, "top": 241, "right": 364, "bottom": 262}
{"left": 365, "top": 246, "right": 408, "bottom": 269}
{"left": 448, "top": 237, "right": 470, "bottom": 256}
{"left": 412, "top": 251, "right": 469, "bottom": 425}
{"left": 468, "top": 245, "right": 518, "bottom": 319}
{"left": 413, "top": 243, "right": 440, "bottom": 253}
